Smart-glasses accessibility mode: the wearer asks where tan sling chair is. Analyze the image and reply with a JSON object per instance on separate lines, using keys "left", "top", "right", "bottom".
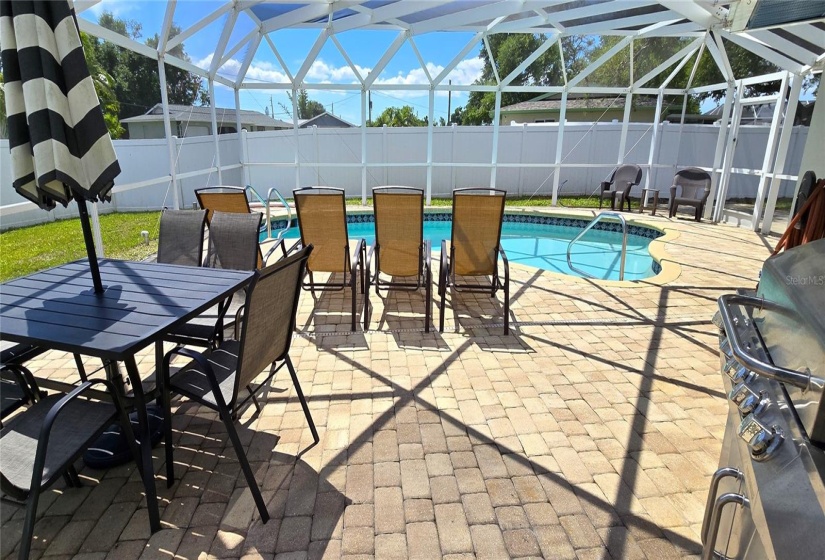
{"left": 195, "top": 186, "right": 264, "bottom": 268}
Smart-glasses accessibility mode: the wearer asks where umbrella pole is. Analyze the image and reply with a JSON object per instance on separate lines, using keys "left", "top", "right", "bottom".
{"left": 76, "top": 198, "right": 105, "bottom": 293}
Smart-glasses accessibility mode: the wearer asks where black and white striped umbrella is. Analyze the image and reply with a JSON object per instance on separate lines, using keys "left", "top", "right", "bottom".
{"left": 2, "top": 0, "right": 120, "bottom": 209}
{"left": 1, "top": 0, "right": 121, "bottom": 291}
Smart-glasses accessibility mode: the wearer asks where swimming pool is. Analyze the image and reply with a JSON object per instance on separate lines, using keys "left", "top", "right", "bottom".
{"left": 266, "top": 213, "right": 663, "bottom": 281}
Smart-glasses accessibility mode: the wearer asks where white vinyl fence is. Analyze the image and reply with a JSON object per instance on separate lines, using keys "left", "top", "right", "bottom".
{"left": 0, "top": 122, "right": 808, "bottom": 231}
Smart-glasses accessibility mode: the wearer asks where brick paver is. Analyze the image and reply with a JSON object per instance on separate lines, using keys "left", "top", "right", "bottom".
{"left": 1, "top": 210, "right": 768, "bottom": 558}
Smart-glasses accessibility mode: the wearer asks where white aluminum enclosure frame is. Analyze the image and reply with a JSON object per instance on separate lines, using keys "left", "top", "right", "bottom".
{"left": 73, "top": 1, "right": 824, "bottom": 234}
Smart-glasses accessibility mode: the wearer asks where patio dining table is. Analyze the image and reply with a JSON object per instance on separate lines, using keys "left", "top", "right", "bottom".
{"left": 0, "top": 258, "right": 254, "bottom": 534}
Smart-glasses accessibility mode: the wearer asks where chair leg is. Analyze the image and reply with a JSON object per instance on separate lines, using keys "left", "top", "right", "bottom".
{"left": 19, "top": 491, "right": 40, "bottom": 560}
{"left": 159, "top": 362, "right": 175, "bottom": 488}
{"left": 219, "top": 406, "right": 270, "bottom": 523}
{"left": 351, "top": 273, "right": 357, "bottom": 331}
{"left": 438, "top": 271, "right": 447, "bottom": 333}
{"left": 285, "top": 356, "right": 319, "bottom": 443}
{"left": 425, "top": 271, "right": 432, "bottom": 334}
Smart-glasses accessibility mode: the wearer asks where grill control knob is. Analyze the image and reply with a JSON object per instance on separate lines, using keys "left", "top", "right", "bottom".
{"left": 726, "top": 365, "right": 752, "bottom": 384}
{"left": 728, "top": 382, "right": 765, "bottom": 415}
{"left": 738, "top": 414, "right": 783, "bottom": 461}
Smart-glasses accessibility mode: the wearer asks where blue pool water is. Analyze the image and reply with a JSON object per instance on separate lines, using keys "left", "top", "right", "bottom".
{"left": 267, "top": 214, "right": 661, "bottom": 281}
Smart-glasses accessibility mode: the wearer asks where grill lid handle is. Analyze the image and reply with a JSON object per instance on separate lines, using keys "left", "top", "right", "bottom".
{"left": 717, "top": 294, "right": 814, "bottom": 391}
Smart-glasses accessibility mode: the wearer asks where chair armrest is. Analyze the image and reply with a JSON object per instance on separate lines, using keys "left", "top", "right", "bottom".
{"left": 162, "top": 347, "right": 230, "bottom": 409}
{"left": 233, "top": 305, "right": 246, "bottom": 340}
{"left": 700, "top": 187, "right": 711, "bottom": 203}
{"left": 670, "top": 185, "right": 677, "bottom": 198}
{"left": 440, "top": 239, "right": 448, "bottom": 275}
{"left": 31, "top": 379, "right": 117, "bottom": 491}
{"left": 600, "top": 181, "right": 612, "bottom": 192}
{"left": 352, "top": 238, "right": 366, "bottom": 276}
{"left": 424, "top": 239, "right": 432, "bottom": 273}
{"left": 498, "top": 245, "right": 509, "bottom": 275}
{"left": 263, "top": 238, "right": 289, "bottom": 265}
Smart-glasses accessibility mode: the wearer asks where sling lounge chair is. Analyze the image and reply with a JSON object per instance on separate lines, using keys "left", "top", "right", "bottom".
{"left": 438, "top": 188, "right": 510, "bottom": 335}
{"left": 364, "top": 187, "right": 432, "bottom": 332}
{"left": 668, "top": 167, "right": 711, "bottom": 221}
{"left": 292, "top": 187, "right": 366, "bottom": 331}
{"left": 598, "top": 164, "right": 642, "bottom": 212}
{"left": 160, "top": 246, "right": 316, "bottom": 524}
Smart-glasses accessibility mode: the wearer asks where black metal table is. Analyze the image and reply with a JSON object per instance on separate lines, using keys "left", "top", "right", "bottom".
{"left": 0, "top": 259, "right": 254, "bottom": 533}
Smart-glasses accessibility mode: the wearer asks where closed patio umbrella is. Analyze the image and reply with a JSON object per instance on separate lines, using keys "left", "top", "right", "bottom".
{"left": 1, "top": 0, "right": 120, "bottom": 293}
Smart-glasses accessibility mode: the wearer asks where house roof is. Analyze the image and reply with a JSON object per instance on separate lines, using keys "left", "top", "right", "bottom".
{"left": 121, "top": 104, "right": 291, "bottom": 128}
{"left": 297, "top": 112, "right": 356, "bottom": 128}
{"left": 500, "top": 96, "right": 661, "bottom": 113}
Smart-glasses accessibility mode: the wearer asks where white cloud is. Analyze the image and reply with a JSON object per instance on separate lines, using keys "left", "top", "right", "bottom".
{"left": 306, "top": 59, "right": 371, "bottom": 83}
{"left": 195, "top": 54, "right": 290, "bottom": 85}
{"left": 195, "top": 54, "right": 483, "bottom": 100}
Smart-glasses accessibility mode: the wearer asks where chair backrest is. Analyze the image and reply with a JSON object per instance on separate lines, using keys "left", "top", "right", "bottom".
{"left": 156, "top": 209, "right": 207, "bottom": 267}
{"left": 293, "top": 187, "right": 349, "bottom": 273}
{"left": 234, "top": 245, "right": 313, "bottom": 397}
{"left": 674, "top": 167, "right": 711, "bottom": 199}
{"left": 451, "top": 188, "right": 506, "bottom": 277}
{"left": 373, "top": 187, "right": 424, "bottom": 277}
{"left": 204, "top": 211, "right": 262, "bottom": 271}
{"left": 195, "top": 186, "right": 252, "bottom": 223}
{"left": 613, "top": 164, "right": 642, "bottom": 190}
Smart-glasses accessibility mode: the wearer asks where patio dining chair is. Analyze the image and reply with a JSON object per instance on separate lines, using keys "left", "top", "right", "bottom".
{"left": 159, "top": 245, "right": 316, "bottom": 524}
{"left": 668, "top": 167, "right": 711, "bottom": 221}
{"left": 1, "top": 379, "right": 140, "bottom": 560}
{"left": 195, "top": 186, "right": 264, "bottom": 268}
{"left": 598, "top": 164, "right": 643, "bottom": 212}
{"left": 293, "top": 187, "right": 366, "bottom": 330}
{"left": 163, "top": 211, "right": 263, "bottom": 350}
{"left": 1, "top": 342, "right": 45, "bottom": 425}
{"left": 364, "top": 187, "right": 432, "bottom": 331}
{"left": 156, "top": 209, "right": 207, "bottom": 267}
{"left": 438, "top": 188, "right": 510, "bottom": 335}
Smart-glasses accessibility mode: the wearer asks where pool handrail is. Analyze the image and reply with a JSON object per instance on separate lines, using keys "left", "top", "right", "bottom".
{"left": 244, "top": 185, "right": 292, "bottom": 243}
{"left": 566, "top": 211, "right": 628, "bottom": 281}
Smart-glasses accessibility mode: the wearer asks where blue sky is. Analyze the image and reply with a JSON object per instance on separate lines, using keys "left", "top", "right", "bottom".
{"left": 81, "top": 0, "right": 485, "bottom": 124}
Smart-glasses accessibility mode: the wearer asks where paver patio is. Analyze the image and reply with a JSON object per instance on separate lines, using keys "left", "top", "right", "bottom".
{"left": 1, "top": 208, "right": 770, "bottom": 559}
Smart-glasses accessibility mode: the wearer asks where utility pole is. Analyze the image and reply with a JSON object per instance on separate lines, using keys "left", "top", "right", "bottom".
{"left": 368, "top": 90, "right": 372, "bottom": 123}
{"left": 331, "top": 102, "right": 334, "bottom": 115}
{"left": 447, "top": 80, "right": 452, "bottom": 124}
{"left": 270, "top": 96, "right": 274, "bottom": 119}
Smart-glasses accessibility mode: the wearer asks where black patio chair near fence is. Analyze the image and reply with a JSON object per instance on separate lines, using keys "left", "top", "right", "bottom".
{"left": 598, "top": 164, "right": 643, "bottom": 212}
{"left": 668, "top": 167, "right": 712, "bottom": 221}
{"left": 159, "top": 245, "right": 317, "bottom": 523}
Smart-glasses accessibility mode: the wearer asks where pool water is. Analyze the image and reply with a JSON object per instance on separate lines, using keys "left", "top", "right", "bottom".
{"left": 268, "top": 216, "right": 660, "bottom": 281}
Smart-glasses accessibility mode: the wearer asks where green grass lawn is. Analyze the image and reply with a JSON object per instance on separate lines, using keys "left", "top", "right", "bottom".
{"left": 0, "top": 211, "right": 161, "bottom": 282}
{"left": 0, "top": 194, "right": 651, "bottom": 282}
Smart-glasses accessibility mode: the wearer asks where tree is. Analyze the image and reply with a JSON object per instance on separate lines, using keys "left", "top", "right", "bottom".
{"left": 690, "top": 41, "right": 780, "bottom": 101}
{"left": 279, "top": 89, "right": 325, "bottom": 120}
{"left": 81, "top": 32, "right": 124, "bottom": 138}
{"left": 93, "top": 11, "right": 206, "bottom": 123}
{"left": 369, "top": 106, "right": 426, "bottom": 127}
{"left": 460, "top": 34, "right": 592, "bottom": 125}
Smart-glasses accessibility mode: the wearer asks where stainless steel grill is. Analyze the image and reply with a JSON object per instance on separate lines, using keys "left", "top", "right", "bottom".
{"left": 706, "top": 239, "right": 825, "bottom": 559}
